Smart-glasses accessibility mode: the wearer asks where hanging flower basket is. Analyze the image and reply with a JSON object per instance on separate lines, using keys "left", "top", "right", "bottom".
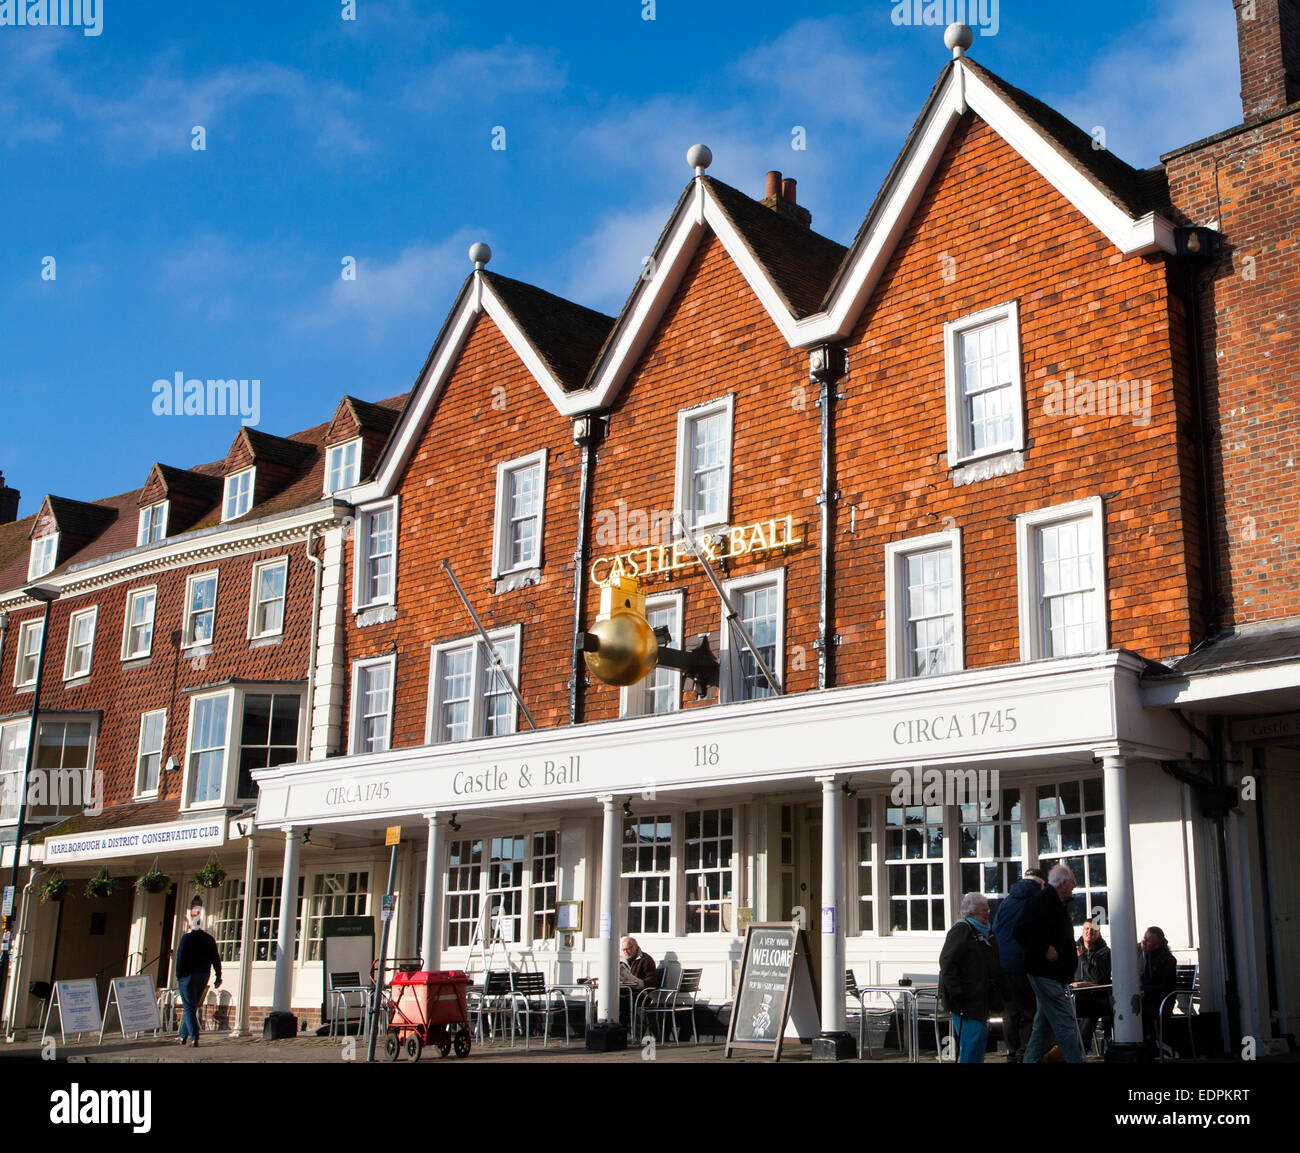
{"left": 84, "top": 866, "right": 117, "bottom": 899}
{"left": 40, "top": 874, "right": 68, "bottom": 903}
{"left": 193, "top": 857, "right": 226, "bottom": 890}
{"left": 135, "top": 859, "right": 172, "bottom": 895}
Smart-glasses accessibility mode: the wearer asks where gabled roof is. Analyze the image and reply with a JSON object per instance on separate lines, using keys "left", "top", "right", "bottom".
{"left": 704, "top": 178, "right": 847, "bottom": 318}
{"left": 482, "top": 273, "right": 615, "bottom": 392}
{"left": 235, "top": 427, "right": 317, "bottom": 470}
{"left": 147, "top": 462, "right": 224, "bottom": 504}
{"left": 40, "top": 495, "right": 118, "bottom": 541}
{"left": 342, "top": 395, "right": 402, "bottom": 436}
{"left": 342, "top": 54, "right": 1184, "bottom": 503}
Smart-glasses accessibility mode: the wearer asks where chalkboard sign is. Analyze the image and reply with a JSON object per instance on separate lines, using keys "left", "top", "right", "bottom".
{"left": 725, "top": 922, "right": 819, "bottom": 1060}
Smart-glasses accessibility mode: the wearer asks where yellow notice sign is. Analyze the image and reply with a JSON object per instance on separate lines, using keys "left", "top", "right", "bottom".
{"left": 385, "top": 826, "right": 401, "bottom": 846}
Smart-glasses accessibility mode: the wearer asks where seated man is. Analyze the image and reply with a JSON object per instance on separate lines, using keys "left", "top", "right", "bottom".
{"left": 618, "top": 936, "right": 658, "bottom": 1026}
{"left": 1070, "top": 917, "right": 1112, "bottom": 1049}
{"left": 1139, "top": 926, "right": 1177, "bottom": 1044}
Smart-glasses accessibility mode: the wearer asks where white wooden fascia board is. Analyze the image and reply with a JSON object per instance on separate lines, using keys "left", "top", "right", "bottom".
{"left": 815, "top": 72, "right": 967, "bottom": 344}
{"left": 256, "top": 650, "right": 1130, "bottom": 788}
{"left": 585, "top": 209, "right": 707, "bottom": 406}
{"left": 372, "top": 297, "right": 479, "bottom": 494}
{"left": 1141, "top": 662, "right": 1300, "bottom": 709}
{"left": 961, "top": 65, "right": 1169, "bottom": 258}
{"left": 480, "top": 283, "right": 572, "bottom": 412}
{"left": 0, "top": 504, "right": 338, "bottom": 609}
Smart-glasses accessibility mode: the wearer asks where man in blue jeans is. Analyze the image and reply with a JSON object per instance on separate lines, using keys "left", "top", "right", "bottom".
{"left": 939, "top": 892, "right": 1003, "bottom": 1063}
{"left": 1013, "top": 863, "right": 1085, "bottom": 1063}
{"left": 175, "top": 909, "right": 222, "bottom": 1047}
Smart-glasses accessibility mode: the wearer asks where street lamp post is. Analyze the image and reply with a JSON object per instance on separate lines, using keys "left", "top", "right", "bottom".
{"left": 0, "top": 584, "right": 59, "bottom": 1029}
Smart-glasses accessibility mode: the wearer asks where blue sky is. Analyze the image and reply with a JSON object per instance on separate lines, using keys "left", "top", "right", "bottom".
{"left": 1, "top": 0, "right": 1242, "bottom": 519}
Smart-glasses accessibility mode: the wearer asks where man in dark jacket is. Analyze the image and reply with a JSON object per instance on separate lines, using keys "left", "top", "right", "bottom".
{"left": 1139, "top": 926, "right": 1177, "bottom": 1042}
{"left": 992, "top": 867, "right": 1045, "bottom": 1062}
{"left": 175, "top": 907, "right": 222, "bottom": 1047}
{"left": 940, "top": 892, "right": 1003, "bottom": 1063}
{"left": 1071, "top": 918, "right": 1112, "bottom": 1050}
{"left": 1013, "top": 863, "right": 1085, "bottom": 1062}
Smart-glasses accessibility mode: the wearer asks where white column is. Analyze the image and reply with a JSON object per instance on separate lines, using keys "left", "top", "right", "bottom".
{"left": 421, "top": 815, "right": 444, "bottom": 972}
{"left": 232, "top": 834, "right": 260, "bottom": 1036}
{"left": 1103, "top": 754, "right": 1142, "bottom": 1046}
{"left": 271, "top": 827, "right": 300, "bottom": 1015}
{"left": 596, "top": 795, "right": 619, "bottom": 1023}
{"left": 820, "top": 775, "right": 847, "bottom": 1034}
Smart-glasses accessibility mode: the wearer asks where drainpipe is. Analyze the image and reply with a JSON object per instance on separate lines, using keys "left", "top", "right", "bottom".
{"left": 304, "top": 525, "right": 323, "bottom": 756}
{"left": 569, "top": 415, "right": 605, "bottom": 725}
{"left": 0, "top": 612, "right": 8, "bottom": 675}
{"left": 810, "top": 346, "right": 847, "bottom": 690}
{"left": 3, "top": 869, "right": 38, "bottom": 1040}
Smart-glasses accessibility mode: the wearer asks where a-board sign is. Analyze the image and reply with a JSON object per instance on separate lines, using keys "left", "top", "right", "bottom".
{"left": 42, "top": 979, "right": 102, "bottom": 1042}
{"left": 322, "top": 916, "right": 375, "bottom": 1026}
{"left": 725, "top": 922, "right": 820, "bottom": 1060}
{"left": 100, "top": 976, "right": 161, "bottom": 1042}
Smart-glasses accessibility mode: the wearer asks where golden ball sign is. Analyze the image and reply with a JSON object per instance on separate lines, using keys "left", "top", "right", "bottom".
{"left": 583, "top": 607, "right": 659, "bottom": 687}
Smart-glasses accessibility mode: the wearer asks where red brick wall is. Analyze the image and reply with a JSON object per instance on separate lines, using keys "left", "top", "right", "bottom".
{"left": 0, "top": 544, "right": 316, "bottom": 809}
{"left": 581, "top": 234, "right": 823, "bottom": 722}
{"left": 1165, "top": 109, "right": 1300, "bottom": 627}
{"left": 341, "top": 316, "right": 582, "bottom": 747}
{"left": 834, "top": 114, "right": 1197, "bottom": 678}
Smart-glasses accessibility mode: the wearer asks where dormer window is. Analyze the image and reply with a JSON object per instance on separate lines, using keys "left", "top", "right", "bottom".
{"left": 325, "top": 439, "right": 362, "bottom": 495}
{"left": 138, "top": 502, "right": 169, "bottom": 546}
{"left": 28, "top": 535, "right": 58, "bottom": 581}
{"left": 223, "top": 468, "right": 255, "bottom": 522}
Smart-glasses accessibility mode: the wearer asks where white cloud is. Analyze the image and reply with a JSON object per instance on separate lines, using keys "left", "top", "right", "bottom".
{"left": 557, "top": 202, "right": 676, "bottom": 316}
{"left": 1045, "top": 0, "right": 1241, "bottom": 166}
{"left": 406, "top": 42, "right": 567, "bottom": 106}
{"left": 295, "top": 231, "right": 485, "bottom": 341}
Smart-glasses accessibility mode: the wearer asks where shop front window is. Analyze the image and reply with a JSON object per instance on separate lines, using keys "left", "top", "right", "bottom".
{"left": 885, "top": 804, "right": 945, "bottom": 931}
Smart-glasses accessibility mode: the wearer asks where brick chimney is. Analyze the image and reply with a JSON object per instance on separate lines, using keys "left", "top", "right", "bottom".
{"left": 0, "top": 472, "right": 18, "bottom": 525}
{"left": 1235, "top": 0, "right": 1300, "bottom": 120}
{"left": 761, "top": 170, "right": 812, "bottom": 228}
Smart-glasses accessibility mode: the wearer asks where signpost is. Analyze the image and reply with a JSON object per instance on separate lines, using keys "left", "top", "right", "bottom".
{"left": 99, "top": 976, "right": 161, "bottom": 1042}
{"left": 42, "top": 979, "right": 102, "bottom": 1044}
{"left": 725, "top": 922, "right": 820, "bottom": 1060}
{"left": 367, "top": 827, "right": 402, "bottom": 1062}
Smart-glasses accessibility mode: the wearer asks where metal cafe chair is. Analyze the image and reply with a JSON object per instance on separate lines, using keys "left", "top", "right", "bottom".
{"left": 1067, "top": 983, "right": 1113, "bottom": 1057}
{"left": 634, "top": 962, "right": 681, "bottom": 1039}
{"left": 641, "top": 967, "right": 702, "bottom": 1044}
{"left": 467, "top": 970, "right": 514, "bottom": 1045}
{"left": 327, "top": 970, "right": 373, "bottom": 1041}
{"left": 1158, "top": 964, "right": 1200, "bottom": 1061}
{"left": 508, "top": 970, "right": 569, "bottom": 1049}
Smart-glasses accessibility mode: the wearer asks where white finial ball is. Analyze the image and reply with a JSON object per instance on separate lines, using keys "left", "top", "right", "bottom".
{"left": 687, "top": 144, "right": 713, "bottom": 173}
{"left": 945, "top": 23, "right": 974, "bottom": 56}
{"left": 469, "top": 242, "right": 492, "bottom": 268}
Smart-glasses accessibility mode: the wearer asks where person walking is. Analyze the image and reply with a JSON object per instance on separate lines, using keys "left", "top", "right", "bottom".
{"left": 175, "top": 907, "right": 222, "bottom": 1047}
{"left": 1014, "top": 864, "right": 1085, "bottom": 1063}
{"left": 992, "top": 866, "right": 1046, "bottom": 1062}
{"left": 939, "top": 892, "right": 1003, "bottom": 1063}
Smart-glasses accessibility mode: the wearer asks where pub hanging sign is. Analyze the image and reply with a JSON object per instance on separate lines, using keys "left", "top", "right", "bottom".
{"left": 589, "top": 514, "right": 802, "bottom": 585}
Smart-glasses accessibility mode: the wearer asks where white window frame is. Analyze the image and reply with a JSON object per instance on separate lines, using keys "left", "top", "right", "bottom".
{"left": 352, "top": 498, "right": 398, "bottom": 611}
{"left": 425, "top": 625, "right": 522, "bottom": 745}
{"left": 137, "top": 501, "right": 169, "bottom": 546}
{"left": 180, "top": 684, "right": 305, "bottom": 810}
{"left": 28, "top": 534, "right": 58, "bottom": 581}
{"left": 351, "top": 655, "right": 397, "bottom": 755}
{"left": 492, "top": 450, "right": 547, "bottom": 577}
{"left": 134, "top": 708, "right": 168, "bottom": 798}
{"left": 63, "top": 606, "right": 98, "bottom": 681}
{"left": 0, "top": 719, "right": 31, "bottom": 823}
{"left": 719, "top": 568, "right": 785, "bottom": 703}
{"left": 674, "top": 395, "right": 735, "bottom": 533}
{"left": 1015, "top": 496, "right": 1107, "bottom": 661}
{"left": 182, "top": 571, "right": 220, "bottom": 650}
{"left": 884, "top": 529, "right": 964, "bottom": 680}
{"left": 222, "top": 467, "right": 255, "bottom": 522}
{"left": 248, "top": 556, "right": 289, "bottom": 640}
{"left": 324, "top": 438, "right": 362, "bottom": 495}
{"left": 14, "top": 619, "right": 43, "bottom": 688}
{"left": 121, "top": 586, "right": 157, "bottom": 660}
{"left": 620, "top": 590, "right": 683, "bottom": 718}
{"left": 943, "top": 301, "right": 1025, "bottom": 466}
{"left": 622, "top": 811, "right": 676, "bottom": 937}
